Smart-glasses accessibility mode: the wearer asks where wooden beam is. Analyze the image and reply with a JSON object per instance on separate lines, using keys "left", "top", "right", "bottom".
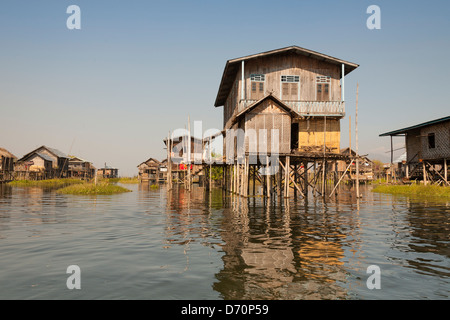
{"left": 279, "top": 159, "right": 304, "bottom": 198}
{"left": 445, "top": 159, "right": 448, "bottom": 183}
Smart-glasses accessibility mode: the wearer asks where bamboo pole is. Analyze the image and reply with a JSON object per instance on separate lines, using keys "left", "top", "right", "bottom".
{"left": 444, "top": 159, "right": 448, "bottom": 183}
{"left": 355, "top": 83, "right": 361, "bottom": 198}
{"left": 266, "top": 156, "right": 270, "bottom": 198}
{"left": 188, "top": 117, "right": 191, "bottom": 191}
{"left": 329, "top": 160, "right": 354, "bottom": 197}
{"left": 284, "top": 156, "right": 290, "bottom": 198}
{"left": 423, "top": 161, "right": 427, "bottom": 186}
{"left": 278, "top": 159, "right": 304, "bottom": 198}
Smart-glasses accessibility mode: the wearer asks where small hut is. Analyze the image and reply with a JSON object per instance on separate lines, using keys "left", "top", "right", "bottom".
{"left": 68, "top": 156, "right": 96, "bottom": 179}
{"left": 97, "top": 164, "right": 119, "bottom": 179}
{"left": 137, "top": 158, "right": 163, "bottom": 183}
{"left": 337, "top": 148, "right": 374, "bottom": 181}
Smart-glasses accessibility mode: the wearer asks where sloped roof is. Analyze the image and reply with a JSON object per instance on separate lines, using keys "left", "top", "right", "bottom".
{"left": 45, "top": 146, "right": 68, "bottom": 158}
{"left": 379, "top": 116, "right": 450, "bottom": 136}
{"left": 214, "top": 45, "right": 359, "bottom": 107}
{"left": 137, "top": 157, "right": 162, "bottom": 167}
{"left": 34, "top": 153, "right": 54, "bottom": 162}
{"left": 232, "top": 94, "right": 298, "bottom": 124}
{"left": 99, "top": 165, "right": 117, "bottom": 170}
{"left": 0, "top": 148, "right": 17, "bottom": 159}
{"left": 20, "top": 145, "right": 68, "bottom": 161}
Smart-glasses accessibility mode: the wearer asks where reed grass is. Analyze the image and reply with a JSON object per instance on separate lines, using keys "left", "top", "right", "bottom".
{"left": 372, "top": 184, "right": 450, "bottom": 198}
{"left": 116, "top": 177, "right": 140, "bottom": 184}
{"left": 56, "top": 182, "right": 132, "bottom": 195}
{"left": 8, "top": 178, "right": 84, "bottom": 188}
{"left": 102, "top": 177, "right": 140, "bottom": 184}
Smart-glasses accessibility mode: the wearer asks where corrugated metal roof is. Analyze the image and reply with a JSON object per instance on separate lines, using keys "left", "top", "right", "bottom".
{"left": 45, "top": 146, "right": 68, "bottom": 158}
{"left": 34, "top": 152, "right": 54, "bottom": 162}
{"left": 379, "top": 116, "right": 450, "bottom": 136}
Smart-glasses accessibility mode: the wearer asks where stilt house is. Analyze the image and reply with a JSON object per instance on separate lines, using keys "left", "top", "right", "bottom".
{"left": 97, "top": 164, "right": 119, "bottom": 179}
{"left": 0, "top": 148, "right": 17, "bottom": 182}
{"left": 17, "top": 146, "right": 69, "bottom": 179}
{"left": 68, "top": 156, "right": 96, "bottom": 179}
{"left": 380, "top": 116, "right": 450, "bottom": 183}
{"left": 214, "top": 45, "right": 359, "bottom": 161}
{"left": 137, "top": 158, "right": 164, "bottom": 183}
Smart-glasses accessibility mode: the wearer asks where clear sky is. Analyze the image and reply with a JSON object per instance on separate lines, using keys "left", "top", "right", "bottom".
{"left": 1, "top": 0, "right": 449, "bottom": 176}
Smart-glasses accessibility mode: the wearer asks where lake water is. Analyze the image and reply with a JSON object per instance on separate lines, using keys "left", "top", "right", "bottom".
{"left": 0, "top": 182, "right": 448, "bottom": 300}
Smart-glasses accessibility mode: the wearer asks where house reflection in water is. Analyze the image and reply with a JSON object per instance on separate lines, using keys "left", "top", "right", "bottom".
{"left": 213, "top": 196, "right": 354, "bottom": 300}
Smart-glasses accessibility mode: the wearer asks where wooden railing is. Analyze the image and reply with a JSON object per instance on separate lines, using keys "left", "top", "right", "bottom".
{"left": 238, "top": 99, "right": 345, "bottom": 116}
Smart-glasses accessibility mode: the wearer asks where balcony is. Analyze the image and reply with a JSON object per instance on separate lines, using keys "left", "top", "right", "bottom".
{"left": 238, "top": 99, "right": 345, "bottom": 117}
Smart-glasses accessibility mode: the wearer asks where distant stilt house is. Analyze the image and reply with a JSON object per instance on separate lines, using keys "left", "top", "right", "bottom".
{"left": 337, "top": 148, "right": 374, "bottom": 181}
{"left": 380, "top": 116, "right": 450, "bottom": 184}
{"left": 137, "top": 158, "right": 165, "bottom": 183}
{"left": 164, "top": 135, "right": 205, "bottom": 184}
{"left": 16, "top": 146, "right": 69, "bottom": 180}
{"left": 15, "top": 153, "right": 53, "bottom": 180}
{"left": 97, "top": 164, "right": 119, "bottom": 179}
{"left": 0, "top": 148, "right": 17, "bottom": 182}
{"left": 68, "top": 156, "right": 96, "bottom": 179}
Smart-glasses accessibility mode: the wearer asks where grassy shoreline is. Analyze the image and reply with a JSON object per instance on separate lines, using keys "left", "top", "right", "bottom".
{"left": 8, "top": 178, "right": 84, "bottom": 188}
{"left": 372, "top": 184, "right": 450, "bottom": 198}
{"left": 56, "top": 182, "right": 132, "bottom": 195}
{"left": 106, "top": 177, "right": 140, "bottom": 184}
{"left": 8, "top": 178, "right": 132, "bottom": 195}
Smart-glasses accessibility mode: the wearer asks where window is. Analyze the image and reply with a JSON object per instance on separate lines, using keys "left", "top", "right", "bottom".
{"left": 281, "top": 75, "right": 299, "bottom": 100}
{"left": 428, "top": 133, "right": 435, "bottom": 149}
{"left": 316, "top": 76, "right": 331, "bottom": 101}
{"left": 250, "top": 74, "right": 265, "bottom": 100}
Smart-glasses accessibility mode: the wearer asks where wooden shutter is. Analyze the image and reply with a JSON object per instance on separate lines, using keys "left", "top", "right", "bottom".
{"left": 281, "top": 75, "right": 299, "bottom": 101}
{"left": 316, "top": 76, "right": 331, "bottom": 101}
{"left": 250, "top": 74, "right": 265, "bottom": 100}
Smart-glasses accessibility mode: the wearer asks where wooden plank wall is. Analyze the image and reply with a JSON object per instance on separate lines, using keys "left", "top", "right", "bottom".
{"left": 223, "top": 52, "right": 342, "bottom": 131}
{"left": 244, "top": 53, "right": 341, "bottom": 102}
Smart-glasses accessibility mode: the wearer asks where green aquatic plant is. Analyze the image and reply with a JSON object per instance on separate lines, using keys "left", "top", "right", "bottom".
{"left": 56, "top": 182, "right": 132, "bottom": 195}
{"left": 8, "top": 178, "right": 84, "bottom": 188}
{"left": 372, "top": 184, "right": 450, "bottom": 198}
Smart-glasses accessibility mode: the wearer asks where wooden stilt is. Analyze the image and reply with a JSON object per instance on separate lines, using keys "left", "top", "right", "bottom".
{"left": 266, "top": 156, "right": 271, "bottom": 198}
{"left": 294, "top": 164, "right": 298, "bottom": 198}
{"left": 423, "top": 161, "right": 427, "bottom": 186}
{"left": 284, "top": 156, "right": 290, "bottom": 198}
{"left": 445, "top": 159, "right": 448, "bottom": 183}
{"left": 252, "top": 165, "right": 256, "bottom": 196}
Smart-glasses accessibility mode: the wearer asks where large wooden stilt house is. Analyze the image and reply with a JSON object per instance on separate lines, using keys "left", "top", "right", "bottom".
{"left": 215, "top": 45, "right": 358, "bottom": 158}
{"left": 212, "top": 45, "right": 359, "bottom": 197}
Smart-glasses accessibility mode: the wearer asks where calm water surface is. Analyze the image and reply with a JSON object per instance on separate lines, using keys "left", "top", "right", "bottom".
{"left": 0, "top": 183, "right": 448, "bottom": 300}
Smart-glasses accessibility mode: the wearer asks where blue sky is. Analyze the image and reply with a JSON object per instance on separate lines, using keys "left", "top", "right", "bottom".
{"left": 1, "top": 0, "right": 449, "bottom": 175}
